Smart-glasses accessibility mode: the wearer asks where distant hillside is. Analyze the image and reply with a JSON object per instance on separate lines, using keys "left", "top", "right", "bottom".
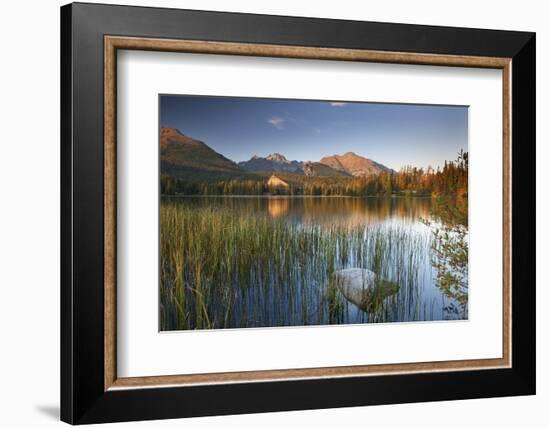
{"left": 319, "top": 152, "right": 391, "bottom": 176}
{"left": 238, "top": 153, "right": 304, "bottom": 174}
{"left": 160, "top": 128, "right": 242, "bottom": 178}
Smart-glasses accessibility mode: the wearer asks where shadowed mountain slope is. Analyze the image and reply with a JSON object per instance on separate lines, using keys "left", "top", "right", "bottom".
{"left": 160, "top": 128, "right": 242, "bottom": 178}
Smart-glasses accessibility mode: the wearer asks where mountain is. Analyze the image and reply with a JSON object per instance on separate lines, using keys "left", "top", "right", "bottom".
{"left": 160, "top": 128, "right": 241, "bottom": 178}
{"left": 319, "top": 152, "right": 392, "bottom": 176}
{"left": 303, "top": 161, "right": 350, "bottom": 177}
{"left": 240, "top": 152, "right": 390, "bottom": 177}
{"left": 160, "top": 128, "right": 391, "bottom": 180}
{"left": 238, "top": 153, "right": 304, "bottom": 174}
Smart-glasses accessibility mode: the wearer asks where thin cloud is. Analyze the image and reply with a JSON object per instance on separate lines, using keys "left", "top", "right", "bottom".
{"left": 267, "top": 116, "right": 285, "bottom": 129}
{"left": 329, "top": 102, "right": 348, "bottom": 107}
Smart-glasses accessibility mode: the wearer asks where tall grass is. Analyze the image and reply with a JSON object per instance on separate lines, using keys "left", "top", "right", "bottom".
{"left": 160, "top": 198, "right": 437, "bottom": 330}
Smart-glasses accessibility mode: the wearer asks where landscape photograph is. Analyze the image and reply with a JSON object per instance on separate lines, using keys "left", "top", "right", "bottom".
{"left": 159, "top": 95, "right": 469, "bottom": 331}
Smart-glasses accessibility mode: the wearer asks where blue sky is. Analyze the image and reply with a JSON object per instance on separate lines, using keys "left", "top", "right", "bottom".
{"left": 160, "top": 95, "right": 468, "bottom": 170}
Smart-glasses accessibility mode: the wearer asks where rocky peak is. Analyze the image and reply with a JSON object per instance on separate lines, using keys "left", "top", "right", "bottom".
{"left": 265, "top": 153, "right": 289, "bottom": 163}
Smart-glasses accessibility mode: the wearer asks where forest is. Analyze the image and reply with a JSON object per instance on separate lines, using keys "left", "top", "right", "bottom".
{"left": 161, "top": 151, "right": 468, "bottom": 199}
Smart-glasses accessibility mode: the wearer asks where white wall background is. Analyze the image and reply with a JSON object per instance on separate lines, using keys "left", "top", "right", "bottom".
{"left": 0, "top": 1, "right": 545, "bottom": 427}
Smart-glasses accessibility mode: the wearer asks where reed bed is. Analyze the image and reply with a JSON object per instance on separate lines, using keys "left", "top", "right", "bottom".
{"left": 160, "top": 198, "right": 437, "bottom": 330}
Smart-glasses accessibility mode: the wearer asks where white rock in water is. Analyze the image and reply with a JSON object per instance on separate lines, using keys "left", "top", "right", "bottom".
{"left": 331, "top": 268, "right": 399, "bottom": 310}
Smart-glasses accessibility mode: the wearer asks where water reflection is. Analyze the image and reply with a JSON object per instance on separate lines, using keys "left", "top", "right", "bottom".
{"left": 267, "top": 198, "right": 290, "bottom": 218}
{"left": 185, "top": 195, "right": 433, "bottom": 228}
{"left": 161, "top": 195, "right": 465, "bottom": 329}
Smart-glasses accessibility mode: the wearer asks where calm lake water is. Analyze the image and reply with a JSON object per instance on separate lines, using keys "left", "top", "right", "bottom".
{"left": 160, "top": 196, "right": 467, "bottom": 330}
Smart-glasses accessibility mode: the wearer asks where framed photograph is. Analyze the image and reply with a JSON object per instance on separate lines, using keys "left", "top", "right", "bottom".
{"left": 60, "top": 2, "right": 535, "bottom": 424}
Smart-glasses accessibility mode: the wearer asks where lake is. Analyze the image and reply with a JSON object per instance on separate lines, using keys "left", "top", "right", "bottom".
{"left": 160, "top": 195, "right": 467, "bottom": 330}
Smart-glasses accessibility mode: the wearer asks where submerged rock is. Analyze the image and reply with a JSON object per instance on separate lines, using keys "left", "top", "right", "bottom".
{"left": 331, "top": 268, "right": 399, "bottom": 311}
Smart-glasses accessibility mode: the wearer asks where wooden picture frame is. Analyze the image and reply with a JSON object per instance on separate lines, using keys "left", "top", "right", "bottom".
{"left": 61, "top": 2, "right": 535, "bottom": 424}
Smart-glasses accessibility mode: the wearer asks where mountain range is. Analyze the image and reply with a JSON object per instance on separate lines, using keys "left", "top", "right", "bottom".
{"left": 160, "top": 127, "right": 391, "bottom": 179}
{"left": 238, "top": 153, "right": 304, "bottom": 174}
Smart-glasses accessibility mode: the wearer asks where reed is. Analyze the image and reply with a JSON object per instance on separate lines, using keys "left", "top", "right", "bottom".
{"left": 160, "top": 198, "right": 438, "bottom": 330}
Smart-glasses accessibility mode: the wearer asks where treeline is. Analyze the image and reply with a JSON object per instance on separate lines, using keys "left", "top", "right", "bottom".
{"left": 161, "top": 151, "right": 468, "bottom": 198}
{"left": 161, "top": 177, "right": 266, "bottom": 196}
